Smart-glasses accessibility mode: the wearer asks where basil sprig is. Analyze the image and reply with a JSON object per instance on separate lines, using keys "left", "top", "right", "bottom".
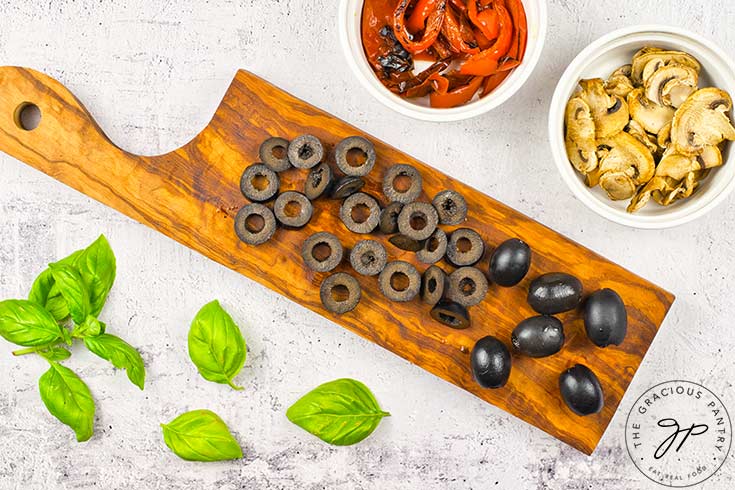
{"left": 0, "top": 235, "right": 145, "bottom": 441}
{"left": 161, "top": 409, "right": 243, "bottom": 461}
{"left": 287, "top": 378, "right": 390, "bottom": 446}
{"left": 188, "top": 300, "right": 246, "bottom": 390}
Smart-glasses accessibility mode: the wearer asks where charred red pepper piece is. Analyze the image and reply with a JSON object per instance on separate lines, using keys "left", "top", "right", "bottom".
{"left": 480, "top": 70, "right": 510, "bottom": 96}
{"left": 393, "top": 0, "right": 447, "bottom": 54}
{"left": 442, "top": 5, "right": 479, "bottom": 54}
{"left": 466, "top": 0, "right": 500, "bottom": 40}
{"left": 459, "top": 1, "right": 512, "bottom": 75}
{"left": 504, "top": 0, "right": 527, "bottom": 60}
{"left": 406, "top": 0, "right": 440, "bottom": 33}
{"left": 430, "top": 75, "right": 484, "bottom": 107}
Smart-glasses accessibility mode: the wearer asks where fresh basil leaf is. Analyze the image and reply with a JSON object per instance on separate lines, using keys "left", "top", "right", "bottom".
{"left": 28, "top": 249, "right": 83, "bottom": 321}
{"left": 160, "top": 409, "right": 242, "bottom": 461}
{"left": 84, "top": 333, "right": 145, "bottom": 390}
{"left": 188, "top": 300, "right": 246, "bottom": 390}
{"left": 0, "top": 299, "right": 64, "bottom": 347}
{"left": 48, "top": 264, "right": 91, "bottom": 324}
{"left": 37, "top": 345, "right": 72, "bottom": 361}
{"left": 73, "top": 315, "right": 106, "bottom": 338}
{"left": 38, "top": 362, "right": 95, "bottom": 442}
{"left": 286, "top": 378, "right": 390, "bottom": 446}
{"left": 74, "top": 235, "right": 116, "bottom": 317}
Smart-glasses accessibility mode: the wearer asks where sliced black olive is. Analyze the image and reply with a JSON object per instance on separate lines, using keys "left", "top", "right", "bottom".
{"left": 304, "top": 162, "right": 334, "bottom": 200}
{"left": 584, "top": 288, "right": 627, "bottom": 347}
{"left": 471, "top": 336, "right": 511, "bottom": 389}
{"left": 330, "top": 176, "right": 365, "bottom": 199}
{"left": 559, "top": 364, "right": 604, "bottom": 416}
{"left": 239, "top": 164, "right": 280, "bottom": 202}
{"left": 379, "top": 202, "right": 403, "bottom": 234}
{"left": 397, "top": 201, "right": 439, "bottom": 241}
{"left": 234, "top": 203, "right": 277, "bottom": 246}
{"left": 378, "top": 261, "right": 420, "bottom": 302}
{"left": 339, "top": 192, "right": 380, "bottom": 234}
{"left": 334, "top": 136, "right": 376, "bottom": 177}
{"left": 259, "top": 137, "right": 291, "bottom": 172}
{"left": 430, "top": 300, "right": 469, "bottom": 329}
{"left": 447, "top": 267, "right": 489, "bottom": 307}
{"left": 446, "top": 228, "right": 485, "bottom": 267}
{"left": 349, "top": 240, "right": 387, "bottom": 276}
{"left": 273, "top": 191, "right": 313, "bottom": 229}
{"left": 432, "top": 190, "right": 467, "bottom": 225}
{"left": 421, "top": 265, "right": 446, "bottom": 306}
{"left": 320, "top": 272, "right": 361, "bottom": 315}
{"left": 527, "top": 272, "right": 583, "bottom": 315}
{"left": 489, "top": 238, "right": 531, "bottom": 287}
{"left": 388, "top": 234, "right": 424, "bottom": 252}
{"left": 301, "top": 232, "right": 343, "bottom": 272}
{"left": 382, "top": 164, "right": 422, "bottom": 203}
{"left": 511, "top": 316, "right": 565, "bottom": 358}
{"left": 288, "top": 134, "right": 324, "bottom": 169}
{"left": 416, "top": 228, "right": 447, "bottom": 264}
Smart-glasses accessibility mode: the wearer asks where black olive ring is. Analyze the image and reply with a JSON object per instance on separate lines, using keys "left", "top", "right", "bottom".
{"left": 259, "top": 137, "right": 291, "bottom": 172}
{"left": 302, "top": 232, "right": 344, "bottom": 272}
{"left": 378, "top": 261, "right": 421, "bottom": 302}
{"left": 446, "top": 228, "right": 485, "bottom": 266}
{"left": 349, "top": 240, "right": 387, "bottom": 276}
{"left": 234, "top": 203, "right": 277, "bottom": 246}
{"left": 382, "top": 164, "right": 422, "bottom": 204}
{"left": 330, "top": 176, "right": 365, "bottom": 199}
{"left": 239, "top": 164, "right": 280, "bottom": 202}
{"left": 320, "top": 272, "right": 361, "bottom": 315}
{"left": 416, "top": 228, "right": 447, "bottom": 264}
{"left": 288, "top": 134, "right": 324, "bottom": 169}
{"left": 305, "top": 162, "right": 334, "bottom": 200}
{"left": 273, "top": 191, "right": 313, "bottom": 228}
{"left": 339, "top": 192, "right": 381, "bottom": 234}
{"left": 335, "top": 136, "right": 376, "bottom": 177}
{"left": 379, "top": 202, "right": 403, "bottom": 234}
{"left": 388, "top": 234, "right": 424, "bottom": 252}
{"left": 430, "top": 300, "right": 470, "bottom": 329}
{"left": 397, "top": 201, "right": 439, "bottom": 241}
{"left": 421, "top": 265, "right": 447, "bottom": 306}
{"left": 432, "top": 190, "right": 468, "bottom": 225}
{"left": 447, "top": 267, "right": 489, "bottom": 307}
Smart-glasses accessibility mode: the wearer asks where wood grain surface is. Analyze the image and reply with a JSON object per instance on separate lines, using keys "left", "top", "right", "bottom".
{"left": 0, "top": 66, "right": 673, "bottom": 454}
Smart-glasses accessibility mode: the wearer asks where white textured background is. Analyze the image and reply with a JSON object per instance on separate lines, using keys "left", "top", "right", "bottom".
{"left": 0, "top": 1, "right": 733, "bottom": 489}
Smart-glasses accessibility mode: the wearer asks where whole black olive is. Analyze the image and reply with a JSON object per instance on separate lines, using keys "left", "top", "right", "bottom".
{"left": 489, "top": 238, "right": 531, "bottom": 287}
{"left": 584, "top": 288, "right": 627, "bottom": 347}
{"left": 527, "top": 272, "right": 583, "bottom": 315}
{"left": 511, "top": 316, "right": 565, "bottom": 358}
{"left": 470, "top": 336, "right": 511, "bottom": 389}
{"left": 559, "top": 364, "right": 604, "bottom": 416}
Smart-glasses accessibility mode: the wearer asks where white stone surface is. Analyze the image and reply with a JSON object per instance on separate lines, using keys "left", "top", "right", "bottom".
{"left": 0, "top": 1, "right": 733, "bottom": 488}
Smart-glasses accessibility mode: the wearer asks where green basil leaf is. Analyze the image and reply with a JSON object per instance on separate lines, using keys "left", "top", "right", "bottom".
{"left": 188, "top": 300, "right": 246, "bottom": 390}
{"left": 161, "top": 409, "right": 242, "bottom": 461}
{"left": 28, "top": 249, "right": 83, "bottom": 321}
{"left": 48, "top": 264, "right": 91, "bottom": 324}
{"left": 73, "top": 315, "right": 106, "bottom": 338}
{"left": 0, "top": 299, "right": 64, "bottom": 347}
{"left": 286, "top": 378, "right": 390, "bottom": 446}
{"left": 84, "top": 333, "right": 145, "bottom": 390}
{"left": 38, "top": 362, "right": 95, "bottom": 442}
{"left": 37, "top": 345, "right": 72, "bottom": 361}
{"left": 74, "top": 235, "right": 116, "bottom": 317}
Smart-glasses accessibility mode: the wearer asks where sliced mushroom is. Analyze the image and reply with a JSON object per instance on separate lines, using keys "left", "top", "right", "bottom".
{"left": 657, "top": 121, "right": 672, "bottom": 149}
{"left": 577, "top": 78, "right": 629, "bottom": 138}
{"left": 671, "top": 87, "right": 735, "bottom": 155}
{"left": 696, "top": 145, "right": 723, "bottom": 169}
{"left": 626, "top": 119, "right": 660, "bottom": 157}
{"left": 564, "top": 97, "right": 598, "bottom": 173}
{"left": 628, "top": 88, "right": 675, "bottom": 134}
{"left": 599, "top": 172, "right": 637, "bottom": 200}
{"left": 644, "top": 64, "right": 698, "bottom": 107}
{"left": 605, "top": 64, "right": 635, "bottom": 99}
{"left": 596, "top": 132, "right": 655, "bottom": 200}
{"left": 631, "top": 49, "right": 700, "bottom": 85}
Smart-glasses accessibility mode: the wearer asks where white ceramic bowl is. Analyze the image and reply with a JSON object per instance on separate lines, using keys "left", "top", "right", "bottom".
{"left": 549, "top": 25, "right": 735, "bottom": 229}
{"left": 339, "top": 0, "right": 548, "bottom": 122}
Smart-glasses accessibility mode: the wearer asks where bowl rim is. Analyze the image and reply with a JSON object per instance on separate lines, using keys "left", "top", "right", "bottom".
{"left": 338, "top": 0, "right": 549, "bottom": 122}
{"left": 548, "top": 24, "right": 735, "bottom": 229}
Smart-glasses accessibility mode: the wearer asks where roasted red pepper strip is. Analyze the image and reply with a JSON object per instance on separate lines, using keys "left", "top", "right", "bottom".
{"left": 466, "top": 0, "right": 499, "bottom": 40}
{"left": 430, "top": 75, "right": 484, "bottom": 107}
{"left": 504, "top": 0, "right": 527, "bottom": 60}
{"left": 497, "top": 58, "right": 520, "bottom": 71}
{"left": 393, "top": 0, "right": 447, "bottom": 54}
{"left": 459, "top": 2, "right": 512, "bottom": 75}
{"left": 448, "top": 0, "right": 466, "bottom": 11}
{"left": 406, "top": 0, "right": 440, "bottom": 33}
{"left": 442, "top": 5, "right": 479, "bottom": 54}
{"left": 480, "top": 70, "right": 510, "bottom": 96}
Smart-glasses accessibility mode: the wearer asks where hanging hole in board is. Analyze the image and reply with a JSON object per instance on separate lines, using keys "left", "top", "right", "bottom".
{"left": 15, "top": 102, "right": 41, "bottom": 131}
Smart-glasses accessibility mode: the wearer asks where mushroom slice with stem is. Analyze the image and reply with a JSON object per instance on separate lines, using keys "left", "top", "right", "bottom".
{"left": 644, "top": 64, "right": 698, "bottom": 107}
{"left": 631, "top": 49, "right": 700, "bottom": 85}
{"left": 577, "top": 78, "right": 629, "bottom": 138}
{"left": 564, "top": 97, "right": 598, "bottom": 173}
{"left": 628, "top": 88, "right": 675, "bottom": 134}
{"left": 671, "top": 87, "right": 735, "bottom": 155}
{"left": 599, "top": 172, "right": 637, "bottom": 200}
{"left": 605, "top": 64, "right": 635, "bottom": 99}
{"left": 696, "top": 145, "right": 723, "bottom": 169}
{"left": 596, "top": 132, "right": 656, "bottom": 200}
{"left": 626, "top": 119, "right": 660, "bottom": 157}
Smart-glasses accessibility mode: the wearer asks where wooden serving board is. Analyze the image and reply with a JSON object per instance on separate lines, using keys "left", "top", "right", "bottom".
{"left": 0, "top": 67, "right": 674, "bottom": 454}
